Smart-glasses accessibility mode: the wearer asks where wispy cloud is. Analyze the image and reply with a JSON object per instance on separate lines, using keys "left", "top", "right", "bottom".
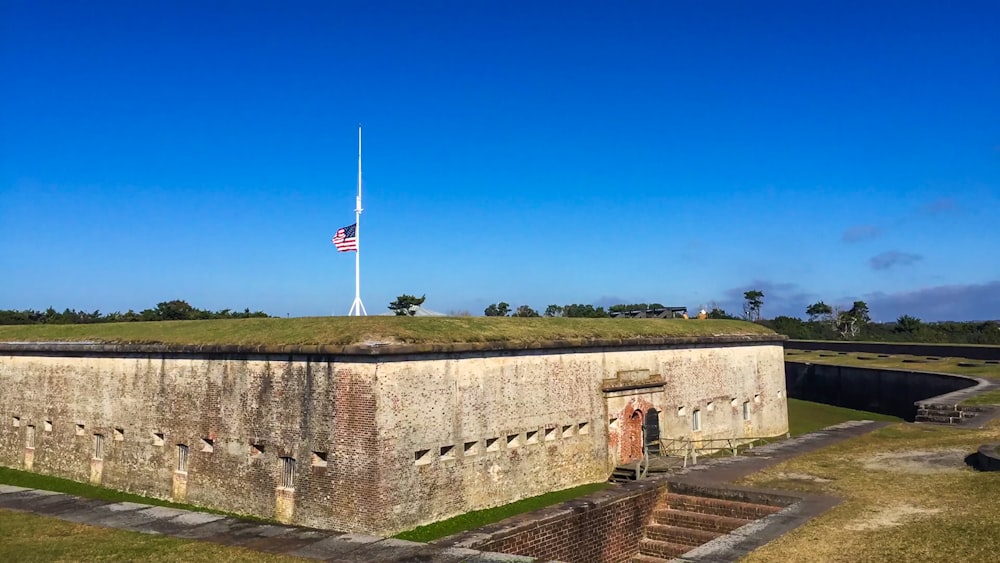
{"left": 842, "top": 225, "right": 882, "bottom": 243}
{"left": 918, "top": 198, "right": 957, "bottom": 215}
{"left": 869, "top": 251, "right": 922, "bottom": 270}
{"left": 865, "top": 281, "right": 1000, "bottom": 321}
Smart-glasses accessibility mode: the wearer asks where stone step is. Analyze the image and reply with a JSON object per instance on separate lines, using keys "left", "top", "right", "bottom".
{"left": 917, "top": 410, "right": 963, "bottom": 418}
{"left": 659, "top": 492, "right": 783, "bottom": 520}
{"left": 637, "top": 538, "right": 692, "bottom": 559}
{"left": 645, "top": 522, "right": 722, "bottom": 546}
{"left": 916, "top": 414, "right": 965, "bottom": 424}
{"left": 652, "top": 507, "right": 750, "bottom": 533}
{"left": 631, "top": 554, "right": 671, "bottom": 563}
{"left": 610, "top": 466, "right": 637, "bottom": 482}
{"left": 919, "top": 403, "right": 983, "bottom": 415}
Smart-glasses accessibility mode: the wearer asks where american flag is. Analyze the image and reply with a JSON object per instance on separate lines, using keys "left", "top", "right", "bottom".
{"left": 331, "top": 223, "right": 358, "bottom": 252}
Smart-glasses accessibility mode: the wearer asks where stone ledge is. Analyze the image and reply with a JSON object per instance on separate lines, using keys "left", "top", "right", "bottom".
{"left": 0, "top": 334, "right": 786, "bottom": 358}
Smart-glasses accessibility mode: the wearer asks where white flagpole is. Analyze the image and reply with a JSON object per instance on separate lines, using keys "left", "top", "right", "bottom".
{"left": 348, "top": 124, "right": 367, "bottom": 316}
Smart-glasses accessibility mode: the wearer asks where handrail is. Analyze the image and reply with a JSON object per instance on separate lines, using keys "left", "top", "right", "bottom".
{"left": 647, "top": 431, "right": 791, "bottom": 467}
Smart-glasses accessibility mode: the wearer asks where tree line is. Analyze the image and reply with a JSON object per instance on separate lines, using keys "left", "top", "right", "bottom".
{"left": 745, "top": 293, "right": 1000, "bottom": 345}
{"left": 0, "top": 300, "right": 270, "bottom": 325}
{"left": 388, "top": 291, "right": 1000, "bottom": 345}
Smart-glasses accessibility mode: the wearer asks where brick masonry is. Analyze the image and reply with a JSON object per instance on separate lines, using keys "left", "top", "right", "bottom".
{"left": 439, "top": 479, "right": 666, "bottom": 563}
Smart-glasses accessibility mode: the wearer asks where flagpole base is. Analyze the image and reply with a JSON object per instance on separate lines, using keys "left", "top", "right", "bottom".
{"left": 348, "top": 298, "right": 367, "bottom": 316}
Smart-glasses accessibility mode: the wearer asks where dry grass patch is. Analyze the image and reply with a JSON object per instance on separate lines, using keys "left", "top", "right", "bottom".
{"left": 739, "top": 420, "right": 1000, "bottom": 562}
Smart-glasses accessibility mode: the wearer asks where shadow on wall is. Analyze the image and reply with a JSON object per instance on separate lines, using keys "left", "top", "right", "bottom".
{"left": 784, "top": 362, "right": 977, "bottom": 421}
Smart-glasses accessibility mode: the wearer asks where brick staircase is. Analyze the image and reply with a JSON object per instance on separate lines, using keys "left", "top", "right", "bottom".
{"left": 631, "top": 492, "right": 784, "bottom": 562}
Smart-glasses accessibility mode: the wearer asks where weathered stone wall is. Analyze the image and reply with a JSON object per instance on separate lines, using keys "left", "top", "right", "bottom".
{"left": 0, "top": 353, "right": 380, "bottom": 531}
{"left": 0, "top": 337, "right": 786, "bottom": 536}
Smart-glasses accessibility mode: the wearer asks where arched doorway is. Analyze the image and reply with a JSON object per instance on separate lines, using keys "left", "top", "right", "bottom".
{"left": 621, "top": 409, "right": 644, "bottom": 464}
{"left": 644, "top": 409, "right": 660, "bottom": 456}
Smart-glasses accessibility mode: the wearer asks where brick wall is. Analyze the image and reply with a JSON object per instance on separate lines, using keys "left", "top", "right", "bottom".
{"left": 440, "top": 481, "right": 666, "bottom": 563}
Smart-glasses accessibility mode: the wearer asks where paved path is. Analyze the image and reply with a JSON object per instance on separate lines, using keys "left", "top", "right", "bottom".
{"left": 0, "top": 486, "right": 550, "bottom": 562}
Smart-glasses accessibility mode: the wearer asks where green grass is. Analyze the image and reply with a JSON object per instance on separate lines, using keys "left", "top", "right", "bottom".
{"left": 0, "top": 317, "right": 773, "bottom": 347}
{"left": 0, "top": 509, "right": 304, "bottom": 562}
{"left": 0, "top": 466, "right": 267, "bottom": 522}
{"left": 393, "top": 482, "right": 609, "bottom": 542}
{"left": 787, "top": 398, "right": 902, "bottom": 436}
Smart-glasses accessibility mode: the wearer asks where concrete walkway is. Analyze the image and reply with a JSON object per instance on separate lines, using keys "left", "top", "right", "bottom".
{"left": 0, "top": 485, "right": 550, "bottom": 562}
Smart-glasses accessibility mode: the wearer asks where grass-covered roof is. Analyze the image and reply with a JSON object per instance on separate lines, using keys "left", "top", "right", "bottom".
{"left": 0, "top": 316, "right": 776, "bottom": 349}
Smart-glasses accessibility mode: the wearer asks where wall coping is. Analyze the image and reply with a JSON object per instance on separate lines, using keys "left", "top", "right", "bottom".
{"left": 0, "top": 333, "right": 786, "bottom": 358}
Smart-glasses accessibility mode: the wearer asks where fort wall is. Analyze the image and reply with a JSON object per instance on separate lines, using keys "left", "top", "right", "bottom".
{"left": 0, "top": 336, "right": 786, "bottom": 536}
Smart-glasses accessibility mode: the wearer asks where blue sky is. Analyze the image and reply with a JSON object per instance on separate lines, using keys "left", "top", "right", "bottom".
{"left": 2, "top": 1, "right": 998, "bottom": 321}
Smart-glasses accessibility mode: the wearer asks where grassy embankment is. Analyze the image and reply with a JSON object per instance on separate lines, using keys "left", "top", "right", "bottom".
{"left": 0, "top": 316, "right": 773, "bottom": 347}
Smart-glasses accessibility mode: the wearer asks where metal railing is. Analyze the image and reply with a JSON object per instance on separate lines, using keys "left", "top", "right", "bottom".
{"left": 652, "top": 432, "right": 791, "bottom": 467}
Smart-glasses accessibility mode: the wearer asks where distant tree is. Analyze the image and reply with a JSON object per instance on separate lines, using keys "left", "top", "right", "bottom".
{"left": 835, "top": 310, "right": 858, "bottom": 339}
{"left": 895, "top": 315, "right": 922, "bottom": 334}
{"left": 850, "top": 300, "right": 871, "bottom": 325}
{"left": 389, "top": 294, "right": 426, "bottom": 316}
{"left": 484, "top": 302, "right": 511, "bottom": 317}
{"left": 833, "top": 300, "right": 871, "bottom": 339}
{"left": 805, "top": 301, "right": 834, "bottom": 322}
{"left": 543, "top": 304, "right": 564, "bottom": 317}
{"left": 707, "top": 307, "right": 738, "bottom": 320}
{"left": 0, "top": 301, "right": 271, "bottom": 325}
{"left": 156, "top": 300, "right": 195, "bottom": 321}
{"left": 561, "top": 304, "right": 609, "bottom": 318}
{"left": 512, "top": 305, "right": 540, "bottom": 317}
{"left": 769, "top": 315, "right": 807, "bottom": 337}
{"left": 742, "top": 290, "right": 765, "bottom": 322}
